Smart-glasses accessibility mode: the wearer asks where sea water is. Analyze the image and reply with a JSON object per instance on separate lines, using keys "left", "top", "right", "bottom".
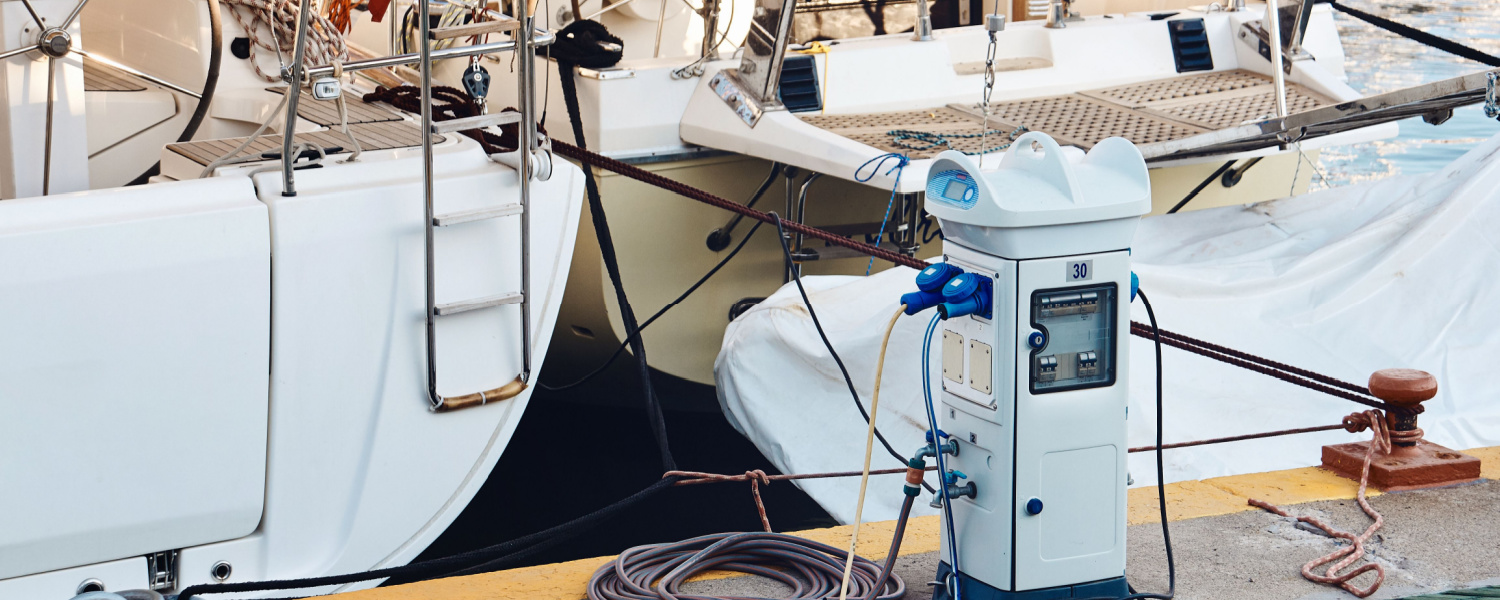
{"left": 1320, "top": 0, "right": 1500, "bottom": 186}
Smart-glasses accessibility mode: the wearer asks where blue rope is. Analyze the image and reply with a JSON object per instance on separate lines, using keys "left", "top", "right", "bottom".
{"left": 922, "top": 313, "right": 961, "bottom": 600}
{"left": 855, "top": 153, "right": 910, "bottom": 276}
{"left": 887, "top": 125, "right": 1028, "bottom": 156}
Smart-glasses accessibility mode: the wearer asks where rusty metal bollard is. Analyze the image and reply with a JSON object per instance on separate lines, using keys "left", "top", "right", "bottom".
{"left": 1369, "top": 368, "right": 1435, "bottom": 449}
{"left": 1321, "top": 368, "right": 1482, "bottom": 491}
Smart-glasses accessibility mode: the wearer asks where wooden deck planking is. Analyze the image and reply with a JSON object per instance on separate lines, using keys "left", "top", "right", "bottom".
{"left": 168, "top": 120, "right": 438, "bottom": 167}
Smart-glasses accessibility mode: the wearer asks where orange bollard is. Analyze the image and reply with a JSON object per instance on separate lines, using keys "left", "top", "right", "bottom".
{"left": 1320, "top": 369, "right": 1482, "bottom": 491}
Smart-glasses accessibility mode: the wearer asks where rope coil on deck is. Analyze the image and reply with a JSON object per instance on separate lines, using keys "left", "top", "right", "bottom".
{"left": 885, "top": 125, "right": 1027, "bottom": 155}
{"left": 224, "top": 0, "right": 349, "bottom": 82}
{"left": 585, "top": 532, "right": 905, "bottom": 600}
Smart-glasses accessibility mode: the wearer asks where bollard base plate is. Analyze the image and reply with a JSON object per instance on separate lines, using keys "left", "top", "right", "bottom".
{"left": 1322, "top": 440, "right": 1482, "bottom": 492}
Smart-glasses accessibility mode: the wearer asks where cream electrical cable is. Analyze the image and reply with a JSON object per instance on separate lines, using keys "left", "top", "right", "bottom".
{"left": 837, "top": 304, "right": 907, "bottom": 600}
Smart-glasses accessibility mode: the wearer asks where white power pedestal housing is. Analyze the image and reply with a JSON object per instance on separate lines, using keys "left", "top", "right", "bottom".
{"left": 922, "top": 132, "right": 1150, "bottom": 600}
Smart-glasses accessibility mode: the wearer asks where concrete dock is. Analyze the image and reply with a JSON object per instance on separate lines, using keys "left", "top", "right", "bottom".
{"left": 343, "top": 446, "right": 1500, "bottom": 600}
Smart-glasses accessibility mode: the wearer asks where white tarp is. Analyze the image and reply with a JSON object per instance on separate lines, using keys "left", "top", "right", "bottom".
{"left": 715, "top": 134, "right": 1500, "bottom": 525}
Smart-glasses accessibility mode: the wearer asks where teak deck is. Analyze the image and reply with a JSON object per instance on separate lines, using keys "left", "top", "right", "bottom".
{"left": 82, "top": 59, "right": 146, "bottom": 92}
{"left": 167, "top": 90, "right": 437, "bottom": 167}
{"left": 800, "top": 70, "right": 1334, "bottom": 158}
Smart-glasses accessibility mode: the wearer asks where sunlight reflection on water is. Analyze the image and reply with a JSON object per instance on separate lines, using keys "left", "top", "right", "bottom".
{"left": 1318, "top": 0, "right": 1500, "bottom": 187}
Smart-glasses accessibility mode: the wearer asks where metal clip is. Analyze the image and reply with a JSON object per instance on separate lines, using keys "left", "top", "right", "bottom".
{"left": 1485, "top": 72, "right": 1500, "bottom": 120}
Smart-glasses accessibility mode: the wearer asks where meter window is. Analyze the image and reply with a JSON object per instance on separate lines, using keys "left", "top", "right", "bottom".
{"left": 1030, "top": 283, "right": 1117, "bottom": 393}
{"left": 944, "top": 179, "right": 968, "bottom": 201}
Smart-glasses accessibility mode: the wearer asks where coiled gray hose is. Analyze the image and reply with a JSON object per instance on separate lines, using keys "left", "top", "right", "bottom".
{"left": 587, "top": 532, "right": 906, "bottom": 600}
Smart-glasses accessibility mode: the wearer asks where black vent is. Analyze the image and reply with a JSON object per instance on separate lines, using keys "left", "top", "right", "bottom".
{"left": 779, "top": 54, "right": 822, "bottom": 113}
{"left": 1168, "top": 18, "right": 1213, "bottom": 73}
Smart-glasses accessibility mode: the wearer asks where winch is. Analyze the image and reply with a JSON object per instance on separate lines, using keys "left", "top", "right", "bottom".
{"left": 906, "top": 132, "right": 1151, "bottom": 600}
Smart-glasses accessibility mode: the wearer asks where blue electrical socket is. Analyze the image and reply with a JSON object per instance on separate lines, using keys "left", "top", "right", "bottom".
{"left": 901, "top": 263, "right": 965, "bottom": 315}
{"left": 938, "top": 272, "right": 993, "bottom": 320}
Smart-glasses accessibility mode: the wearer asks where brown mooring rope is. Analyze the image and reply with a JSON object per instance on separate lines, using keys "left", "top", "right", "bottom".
{"left": 664, "top": 467, "right": 938, "bottom": 532}
{"left": 551, "top": 140, "right": 923, "bottom": 269}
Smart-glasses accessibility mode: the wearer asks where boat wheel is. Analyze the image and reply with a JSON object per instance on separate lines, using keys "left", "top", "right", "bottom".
{"left": 0, "top": 0, "right": 222, "bottom": 194}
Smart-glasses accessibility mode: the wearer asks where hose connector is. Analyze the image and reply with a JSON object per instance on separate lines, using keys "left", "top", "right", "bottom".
{"left": 938, "top": 272, "right": 993, "bottom": 320}
{"left": 902, "top": 263, "right": 964, "bottom": 315}
{"left": 905, "top": 457, "right": 926, "bottom": 497}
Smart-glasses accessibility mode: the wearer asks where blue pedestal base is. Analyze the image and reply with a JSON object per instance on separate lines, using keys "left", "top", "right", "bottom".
{"left": 930, "top": 562, "right": 1128, "bottom": 600}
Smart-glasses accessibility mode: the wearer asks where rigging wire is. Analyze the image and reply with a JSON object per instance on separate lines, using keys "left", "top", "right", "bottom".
{"left": 1166, "top": 160, "right": 1234, "bottom": 214}
{"left": 552, "top": 138, "right": 1409, "bottom": 415}
{"left": 671, "top": 0, "right": 738, "bottom": 79}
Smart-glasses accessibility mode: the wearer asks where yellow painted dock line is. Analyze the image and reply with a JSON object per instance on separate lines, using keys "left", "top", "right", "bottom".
{"left": 343, "top": 446, "right": 1498, "bottom": 600}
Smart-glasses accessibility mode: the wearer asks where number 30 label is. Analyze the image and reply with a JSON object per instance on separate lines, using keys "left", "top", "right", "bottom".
{"left": 1067, "top": 260, "right": 1093, "bottom": 282}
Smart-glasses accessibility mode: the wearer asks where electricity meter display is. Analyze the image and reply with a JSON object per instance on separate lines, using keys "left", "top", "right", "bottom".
{"left": 1029, "top": 284, "right": 1118, "bottom": 393}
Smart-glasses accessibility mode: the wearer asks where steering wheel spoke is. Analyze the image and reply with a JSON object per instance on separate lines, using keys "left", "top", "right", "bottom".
{"left": 0, "top": 44, "right": 41, "bottom": 61}
{"left": 24, "top": 0, "right": 222, "bottom": 191}
{"left": 62, "top": 0, "right": 90, "bottom": 29}
{"left": 43, "top": 56, "right": 54, "bottom": 195}
{"left": 19, "top": 0, "right": 45, "bottom": 28}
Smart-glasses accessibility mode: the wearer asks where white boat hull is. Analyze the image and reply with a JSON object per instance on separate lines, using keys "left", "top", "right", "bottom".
{"left": 0, "top": 136, "right": 586, "bottom": 596}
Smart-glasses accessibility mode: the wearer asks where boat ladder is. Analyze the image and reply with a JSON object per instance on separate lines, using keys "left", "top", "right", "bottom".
{"left": 275, "top": 0, "right": 553, "bottom": 412}
{"left": 415, "top": 0, "right": 548, "bottom": 412}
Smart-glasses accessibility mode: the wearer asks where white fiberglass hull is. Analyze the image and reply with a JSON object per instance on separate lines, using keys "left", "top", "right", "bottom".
{"left": 0, "top": 136, "right": 586, "bottom": 596}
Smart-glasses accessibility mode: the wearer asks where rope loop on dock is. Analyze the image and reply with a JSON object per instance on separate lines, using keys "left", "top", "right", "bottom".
{"left": 1342, "top": 411, "right": 1423, "bottom": 444}
{"left": 1248, "top": 410, "right": 1396, "bottom": 598}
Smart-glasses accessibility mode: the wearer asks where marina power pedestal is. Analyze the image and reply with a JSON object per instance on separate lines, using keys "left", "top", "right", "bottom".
{"left": 923, "top": 132, "right": 1151, "bottom": 600}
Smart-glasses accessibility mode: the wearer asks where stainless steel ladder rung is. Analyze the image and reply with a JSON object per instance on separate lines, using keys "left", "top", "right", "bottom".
{"left": 416, "top": 0, "right": 546, "bottom": 412}
{"left": 430, "top": 112, "right": 522, "bottom": 135}
{"left": 434, "top": 292, "right": 525, "bottom": 316}
{"left": 433, "top": 203, "right": 524, "bottom": 226}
